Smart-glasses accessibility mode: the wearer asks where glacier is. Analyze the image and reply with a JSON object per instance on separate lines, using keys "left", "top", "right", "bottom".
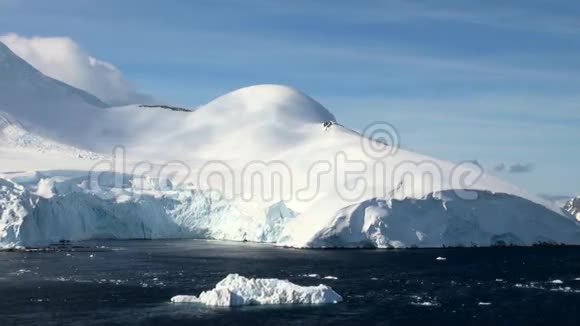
{"left": 170, "top": 274, "right": 343, "bottom": 306}
{"left": 1, "top": 39, "right": 579, "bottom": 249}
{"left": 278, "top": 191, "right": 580, "bottom": 248}
{"left": 0, "top": 172, "right": 296, "bottom": 247}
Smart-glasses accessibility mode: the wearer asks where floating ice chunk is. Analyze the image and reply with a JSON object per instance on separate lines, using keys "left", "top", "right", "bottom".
{"left": 435, "top": 257, "right": 447, "bottom": 261}
{"left": 478, "top": 302, "right": 492, "bottom": 306}
{"left": 171, "top": 274, "right": 343, "bottom": 307}
{"left": 413, "top": 301, "right": 439, "bottom": 306}
{"left": 171, "top": 294, "right": 203, "bottom": 303}
{"left": 550, "top": 279, "right": 564, "bottom": 284}
{"left": 14, "top": 269, "right": 31, "bottom": 276}
{"left": 551, "top": 287, "right": 580, "bottom": 293}
{"left": 301, "top": 273, "right": 320, "bottom": 278}
{"left": 323, "top": 276, "right": 338, "bottom": 280}
{"left": 410, "top": 295, "right": 439, "bottom": 307}
{"left": 172, "top": 288, "right": 243, "bottom": 306}
{"left": 513, "top": 282, "right": 580, "bottom": 293}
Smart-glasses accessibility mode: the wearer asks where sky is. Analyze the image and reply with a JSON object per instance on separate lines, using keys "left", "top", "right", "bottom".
{"left": 0, "top": 0, "right": 579, "bottom": 196}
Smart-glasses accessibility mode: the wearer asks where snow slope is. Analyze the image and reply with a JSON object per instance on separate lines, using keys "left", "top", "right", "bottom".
{"left": 171, "top": 274, "right": 342, "bottom": 306}
{"left": 0, "top": 40, "right": 579, "bottom": 248}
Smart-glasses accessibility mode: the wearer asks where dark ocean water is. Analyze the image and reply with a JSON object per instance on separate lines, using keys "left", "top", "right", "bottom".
{"left": 1, "top": 240, "right": 579, "bottom": 325}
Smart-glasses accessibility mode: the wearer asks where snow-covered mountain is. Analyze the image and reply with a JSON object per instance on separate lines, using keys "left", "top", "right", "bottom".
{"left": 1, "top": 40, "right": 579, "bottom": 248}
{"left": 0, "top": 41, "right": 107, "bottom": 144}
{"left": 564, "top": 197, "right": 580, "bottom": 221}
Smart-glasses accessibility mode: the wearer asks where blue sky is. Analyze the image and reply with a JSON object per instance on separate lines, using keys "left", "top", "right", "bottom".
{"left": 1, "top": 0, "right": 579, "bottom": 195}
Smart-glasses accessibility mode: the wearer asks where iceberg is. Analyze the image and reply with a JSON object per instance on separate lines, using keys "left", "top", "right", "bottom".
{"left": 170, "top": 274, "right": 343, "bottom": 306}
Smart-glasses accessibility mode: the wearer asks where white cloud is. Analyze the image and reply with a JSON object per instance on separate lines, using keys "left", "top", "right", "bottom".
{"left": 0, "top": 33, "right": 154, "bottom": 106}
